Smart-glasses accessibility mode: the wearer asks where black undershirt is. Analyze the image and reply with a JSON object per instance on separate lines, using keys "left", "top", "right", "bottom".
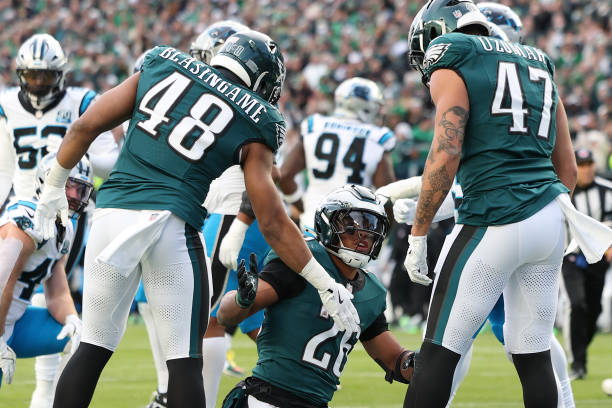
{"left": 259, "top": 258, "right": 389, "bottom": 341}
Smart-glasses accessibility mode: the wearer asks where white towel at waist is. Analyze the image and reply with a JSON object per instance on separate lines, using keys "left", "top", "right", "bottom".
{"left": 556, "top": 193, "right": 612, "bottom": 263}
{"left": 95, "top": 210, "right": 172, "bottom": 277}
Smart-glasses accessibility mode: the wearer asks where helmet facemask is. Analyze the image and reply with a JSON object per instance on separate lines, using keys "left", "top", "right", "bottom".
{"left": 65, "top": 177, "right": 93, "bottom": 215}
{"left": 16, "top": 34, "right": 67, "bottom": 110}
{"left": 314, "top": 184, "right": 390, "bottom": 269}
{"left": 35, "top": 153, "right": 93, "bottom": 219}
{"left": 334, "top": 78, "right": 383, "bottom": 124}
{"left": 329, "top": 209, "right": 388, "bottom": 268}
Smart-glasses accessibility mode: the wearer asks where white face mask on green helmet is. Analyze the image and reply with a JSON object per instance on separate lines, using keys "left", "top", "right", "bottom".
{"left": 314, "top": 185, "right": 390, "bottom": 269}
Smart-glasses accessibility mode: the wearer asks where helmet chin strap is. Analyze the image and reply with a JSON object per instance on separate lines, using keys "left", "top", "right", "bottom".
{"left": 323, "top": 244, "right": 372, "bottom": 269}
{"left": 338, "top": 248, "right": 371, "bottom": 268}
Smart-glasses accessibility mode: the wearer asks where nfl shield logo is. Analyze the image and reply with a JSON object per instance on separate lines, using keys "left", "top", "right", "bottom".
{"left": 453, "top": 10, "right": 463, "bottom": 18}
{"left": 56, "top": 110, "right": 72, "bottom": 123}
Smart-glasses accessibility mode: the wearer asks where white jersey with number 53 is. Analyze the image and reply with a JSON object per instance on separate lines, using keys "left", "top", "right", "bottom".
{"left": 300, "top": 113, "right": 395, "bottom": 228}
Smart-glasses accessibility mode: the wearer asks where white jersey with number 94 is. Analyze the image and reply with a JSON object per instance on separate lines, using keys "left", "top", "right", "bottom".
{"left": 300, "top": 113, "right": 395, "bottom": 228}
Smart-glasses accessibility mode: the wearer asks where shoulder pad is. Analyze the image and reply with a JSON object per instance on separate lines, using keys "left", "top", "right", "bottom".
{"left": 300, "top": 114, "right": 319, "bottom": 137}
{"left": 76, "top": 89, "right": 98, "bottom": 116}
{"left": 423, "top": 33, "right": 475, "bottom": 79}
{"left": 2, "top": 199, "right": 43, "bottom": 244}
{"left": 371, "top": 126, "right": 395, "bottom": 152}
{"left": 141, "top": 45, "right": 172, "bottom": 71}
{"left": 255, "top": 113, "right": 286, "bottom": 153}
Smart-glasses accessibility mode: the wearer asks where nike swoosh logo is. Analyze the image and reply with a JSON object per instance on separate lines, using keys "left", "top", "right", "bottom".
{"left": 25, "top": 209, "right": 34, "bottom": 218}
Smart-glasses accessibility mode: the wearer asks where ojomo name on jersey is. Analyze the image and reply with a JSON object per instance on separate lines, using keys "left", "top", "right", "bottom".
{"left": 159, "top": 47, "right": 268, "bottom": 124}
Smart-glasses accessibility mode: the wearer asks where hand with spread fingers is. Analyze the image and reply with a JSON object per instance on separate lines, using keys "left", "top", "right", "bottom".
{"left": 235, "top": 253, "right": 259, "bottom": 309}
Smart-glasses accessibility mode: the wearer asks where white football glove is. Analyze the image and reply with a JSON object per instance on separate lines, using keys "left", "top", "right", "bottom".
{"left": 34, "top": 183, "right": 69, "bottom": 241}
{"left": 405, "top": 235, "right": 432, "bottom": 286}
{"left": 300, "top": 257, "right": 360, "bottom": 333}
{"left": 0, "top": 336, "right": 16, "bottom": 385}
{"left": 57, "top": 314, "right": 82, "bottom": 355}
{"left": 393, "top": 198, "right": 418, "bottom": 224}
{"left": 219, "top": 219, "right": 249, "bottom": 271}
{"left": 34, "top": 157, "right": 72, "bottom": 241}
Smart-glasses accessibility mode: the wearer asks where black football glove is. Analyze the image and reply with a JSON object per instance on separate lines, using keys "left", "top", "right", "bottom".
{"left": 235, "top": 252, "right": 259, "bottom": 309}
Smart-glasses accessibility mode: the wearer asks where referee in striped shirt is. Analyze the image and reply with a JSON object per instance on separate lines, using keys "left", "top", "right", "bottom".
{"left": 562, "top": 148, "right": 612, "bottom": 380}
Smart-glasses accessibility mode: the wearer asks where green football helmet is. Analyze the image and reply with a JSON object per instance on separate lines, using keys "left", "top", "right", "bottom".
{"left": 314, "top": 185, "right": 389, "bottom": 268}
{"left": 210, "top": 30, "right": 285, "bottom": 104}
{"left": 409, "top": 0, "right": 490, "bottom": 80}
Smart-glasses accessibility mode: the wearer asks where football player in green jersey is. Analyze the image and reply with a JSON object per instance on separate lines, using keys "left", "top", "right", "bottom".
{"left": 402, "top": 0, "right": 576, "bottom": 407}
{"left": 217, "top": 185, "right": 415, "bottom": 408}
{"left": 34, "top": 30, "right": 360, "bottom": 408}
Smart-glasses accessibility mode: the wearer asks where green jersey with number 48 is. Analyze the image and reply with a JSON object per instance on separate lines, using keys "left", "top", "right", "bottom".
{"left": 97, "top": 46, "right": 285, "bottom": 229}
{"left": 253, "top": 239, "right": 387, "bottom": 406}
{"left": 424, "top": 33, "right": 568, "bottom": 225}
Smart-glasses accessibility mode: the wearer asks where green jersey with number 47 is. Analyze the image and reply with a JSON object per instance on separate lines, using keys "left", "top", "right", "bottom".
{"left": 253, "top": 238, "right": 387, "bottom": 406}
{"left": 424, "top": 33, "right": 568, "bottom": 226}
{"left": 97, "top": 46, "right": 285, "bottom": 229}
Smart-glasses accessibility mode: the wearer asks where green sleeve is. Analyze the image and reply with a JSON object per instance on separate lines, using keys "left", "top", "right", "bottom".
{"left": 423, "top": 33, "right": 475, "bottom": 80}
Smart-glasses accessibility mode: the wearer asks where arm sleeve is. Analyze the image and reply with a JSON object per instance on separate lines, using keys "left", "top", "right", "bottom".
{"left": 259, "top": 258, "right": 306, "bottom": 300}
{"left": 359, "top": 312, "right": 389, "bottom": 342}
{"left": 239, "top": 191, "right": 256, "bottom": 219}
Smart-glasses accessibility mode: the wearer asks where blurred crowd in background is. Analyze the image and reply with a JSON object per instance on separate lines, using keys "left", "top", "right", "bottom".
{"left": 0, "top": 0, "right": 609, "bottom": 177}
{"left": 0, "top": 0, "right": 610, "bottom": 329}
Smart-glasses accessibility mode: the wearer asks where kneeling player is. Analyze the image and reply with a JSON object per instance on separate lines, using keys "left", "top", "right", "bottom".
{"left": 217, "top": 185, "right": 414, "bottom": 407}
{"left": 0, "top": 153, "right": 92, "bottom": 405}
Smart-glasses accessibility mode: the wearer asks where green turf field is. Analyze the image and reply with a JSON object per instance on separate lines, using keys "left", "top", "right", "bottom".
{"left": 2, "top": 323, "right": 611, "bottom": 407}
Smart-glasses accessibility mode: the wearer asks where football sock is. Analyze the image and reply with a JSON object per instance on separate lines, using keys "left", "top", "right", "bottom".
{"left": 550, "top": 336, "right": 575, "bottom": 408}
{"left": 30, "top": 353, "right": 59, "bottom": 408}
{"left": 139, "top": 302, "right": 169, "bottom": 394}
{"left": 404, "top": 341, "right": 461, "bottom": 408}
{"left": 202, "top": 336, "right": 228, "bottom": 408}
{"left": 167, "top": 357, "right": 205, "bottom": 408}
{"left": 446, "top": 344, "right": 473, "bottom": 407}
{"left": 513, "top": 350, "right": 558, "bottom": 407}
{"left": 53, "top": 342, "right": 113, "bottom": 408}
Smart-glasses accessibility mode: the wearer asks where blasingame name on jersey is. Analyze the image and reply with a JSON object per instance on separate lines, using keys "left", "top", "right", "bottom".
{"left": 158, "top": 47, "right": 267, "bottom": 124}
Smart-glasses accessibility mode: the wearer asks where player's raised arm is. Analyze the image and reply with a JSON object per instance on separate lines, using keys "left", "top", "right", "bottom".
{"left": 34, "top": 74, "right": 138, "bottom": 238}
{"left": 55, "top": 74, "right": 138, "bottom": 170}
{"left": 242, "top": 141, "right": 360, "bottom": 333}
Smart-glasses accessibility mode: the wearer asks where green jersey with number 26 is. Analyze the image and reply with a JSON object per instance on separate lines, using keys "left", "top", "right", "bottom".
{"left": 97, "top": 46, "right": 285, "bottom": 229}
{"left": 423, "top": 33, "right": 568, "bottom": 226}
{"left": 254, "top": 239, "right": 387, "bottom": 406}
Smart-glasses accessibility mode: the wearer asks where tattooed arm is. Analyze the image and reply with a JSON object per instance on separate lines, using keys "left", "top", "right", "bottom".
{"left": 411, "top": 69, "right": 469, "bottom": 236}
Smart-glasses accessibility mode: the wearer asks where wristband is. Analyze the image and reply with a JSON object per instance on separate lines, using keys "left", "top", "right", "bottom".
{"left": 299, "top": 257, "right": 332, "bottom": 292}
{"left": 283, "top": 186, "right": 304, "bottom": 204}
{"left": 46, "top": 157, "right": 72, "bottom": 188}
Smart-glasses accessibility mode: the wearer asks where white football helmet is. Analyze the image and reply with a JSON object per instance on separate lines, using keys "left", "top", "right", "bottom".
{"left": 334, "top": 77, "right": 383, "bottom": 124}
{"left": 16, "top": 33, "right": 68, "bottom": 110}
{"left": 189, "top": 20, "right": 248, "bottom": 64}
{"left": 478, "top": 2, "right": 523, "bottom": 43}
{"left": 314, "top": 185, "right": 389, "bottom": 268}
{"left": 35, "top": 153, "right": 94, "bottom": 217}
